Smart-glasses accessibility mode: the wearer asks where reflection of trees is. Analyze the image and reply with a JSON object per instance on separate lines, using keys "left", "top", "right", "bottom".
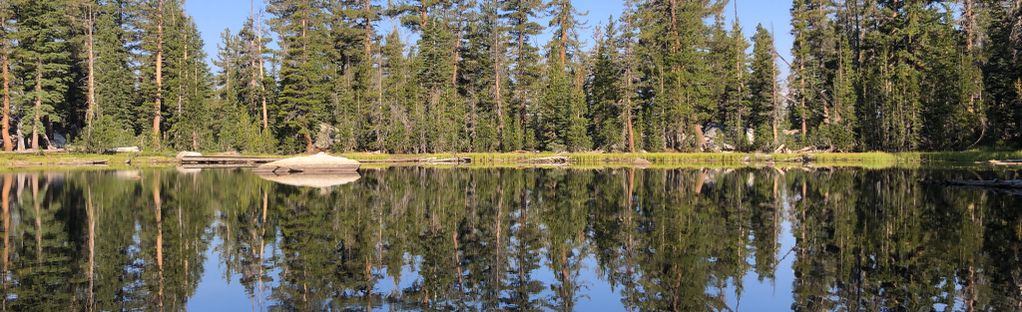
{"left": 0, "top": 167, "right": 1016, "bottom": 310}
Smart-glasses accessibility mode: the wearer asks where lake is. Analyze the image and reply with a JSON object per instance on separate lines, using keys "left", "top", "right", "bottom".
{"left": 0, "top": 167, "right": 1018, "bottom": 311}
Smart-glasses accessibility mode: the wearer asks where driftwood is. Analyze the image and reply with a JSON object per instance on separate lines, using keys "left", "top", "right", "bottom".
{"left": 107, "top": 146, "right": 141, "bottom": 153}
{"left": 527, "top": 156, "right": 570, "bottom": 165}
{"left": 421, "top": 157, "right": 471, "bottom": 164}
{"left": 180, "top": 156, "right": 281, "bottom": 167}
{"left": 988, "top": 159, "right": 1022, "bottom": 166}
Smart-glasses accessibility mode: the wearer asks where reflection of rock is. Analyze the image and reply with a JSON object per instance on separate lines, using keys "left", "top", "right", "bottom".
{"left": 175, "top": 166, "right": 202, "bottom": 175}
{"left": 256, "top": 172, "right": 361, "bottom": 189}
{"left": 113, "top": 170, "right": 142, "bottom": 180}
{"left": 254, "top": 152, "right": 360, "bottom": 174}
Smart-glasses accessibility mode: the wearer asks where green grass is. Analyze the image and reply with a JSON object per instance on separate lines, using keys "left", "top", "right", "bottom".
{"left": 2, "top": 149, "right": 1019, "bottom": 169}
{"left": 0, "top": 152, "right": 176, "bottom": 170}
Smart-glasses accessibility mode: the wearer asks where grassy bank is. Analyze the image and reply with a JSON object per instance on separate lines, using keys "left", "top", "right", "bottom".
{"left": 2, "top": 150, "right": 1019, "bottom": 169}
{"left": 0, "top": 152, "right": 176, "bottom": 169}
{"left": 342, "top": 150, "right": 1020, "bottom": 167}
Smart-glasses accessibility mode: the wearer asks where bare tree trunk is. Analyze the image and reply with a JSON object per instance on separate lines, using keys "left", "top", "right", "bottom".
{"left": 559, "top": 2, "right": 568, "bottom": 64}
{"left": 32, "top": 60, "right": 42, "bottom": 151}
{"left": 304, "top": 131, "right": 317, "bottom": 154}
{"left": 153, "top": 0, "right": 164, "bottom": 148}
{"left": 493, "top": 0, "right": 505, "bottom": 149}
{"left": 1, "top": 42, "right": 11, "bottom": 151}
{"left": 153, "top": 174, "right": 165, "bottom": 312}
{"left": 257, "top": 5, "right": 269, "bottom": 130}
{"left": 86, "top": 187, "right": 95, "bottom": 312}
{"left": 1, "top": 175, "right": 9, "bottom": 310}
{"left": 623, "top": 8, "right": 636, "bottom": 153}
{"left": 772, "top": 42, "right": 780, "bottom": 146}
{"left": 85, "top": 4, "right": 97, "bottom": 131}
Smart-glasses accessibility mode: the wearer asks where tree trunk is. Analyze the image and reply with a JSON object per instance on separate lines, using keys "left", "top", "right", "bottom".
{"left": 257, "top": 8, "right": 269, "bottom": 130}
{"left": 304, "top": 131, "right": 317, "bottom": 154}
{"left": 493, "top": 1, "right": 505, "bottom": 150}
{"left": 32, "top": 60, "right": 42, "bottom": 151}
{"left": 559, "top": 2, "right": 568, "bottom": 64}
{"left": 86, "top": 5, "right": 97, "bottom": 131}
{"left": 86, "top": 188, "right": 95, "bottom": 311}
{"left": 153, "top": 0, "right": 164, "bottom": 148}
{"left": 153, "top": 174, "right": 165, "bottom": 311}
{"left": 693, "top": 123, "right": 705, "bottom": 151}
{"left": 1, "top": 42, "right": 11, "bottom": 151}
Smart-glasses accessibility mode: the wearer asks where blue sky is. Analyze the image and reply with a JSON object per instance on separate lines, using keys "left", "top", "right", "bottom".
{"left": 185, "top": 0, "right": 793, "bottom": 75}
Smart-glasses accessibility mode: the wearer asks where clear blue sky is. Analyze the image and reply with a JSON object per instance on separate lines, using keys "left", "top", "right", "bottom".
{"left": 185, "top": 0, "right": 793, "bottom": 75}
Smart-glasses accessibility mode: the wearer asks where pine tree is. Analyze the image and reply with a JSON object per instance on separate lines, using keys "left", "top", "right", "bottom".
{"left": 983, "top": 0, "right": 1022, "bottom": 145}
{"left": 93, "top": 0, "right": 140, "bottom": 136}
{"left": 11, "top": 0, "right": 74, "bottom": 150}
{"left": 0, "top": 1, "right": 12, "bottom": 151}
{"left": 459, "top": 0, "right": 504, "bottom": 151}
{"left": 818, "top": 3, "right": 856, "bottom": 151}
{"left": 587, "top": 19, "right": 624, "bottom": 151}
{"left": 707, "top": 15, "right": 750, "bottom": 150}
{"left": 268, "top": 0, "right": 332, "bottom": 153}
{"left": 540, "top": 0, "right": 589, "bottom": 151}
{"left": 789, "top": 0, "right": 831, "bottom": 147}
{"left": 380, "top": 29, "right": 415, "bottom": 152}
{"left": 635, "top": 0, "right": 720, "bottom": 151}
{"left": 501, "top": 0, "right": 544, "bottom": 150}
{"left": 748, "top": 25, "right": 781, "bottom": 150}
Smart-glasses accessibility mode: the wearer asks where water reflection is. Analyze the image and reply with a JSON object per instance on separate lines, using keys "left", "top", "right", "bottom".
{"left": 0, "top": 167, "right": 1018, "bottom": 311}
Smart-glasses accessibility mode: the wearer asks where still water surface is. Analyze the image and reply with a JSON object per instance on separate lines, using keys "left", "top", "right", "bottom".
{"left": 0, "top": 167, "right": 1018, "bottom": 311}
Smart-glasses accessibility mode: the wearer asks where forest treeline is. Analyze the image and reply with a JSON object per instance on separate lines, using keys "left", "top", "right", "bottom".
{"left": 0, "top": 0, "right": 1020, "bottom": 154}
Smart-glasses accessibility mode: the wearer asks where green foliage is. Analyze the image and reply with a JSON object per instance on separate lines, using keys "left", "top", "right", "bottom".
{"left": 2, "top": 0, "right": 1021, "bottom": 154}
{"left": 76, "top": 115, "right": 137, "bottom": 153}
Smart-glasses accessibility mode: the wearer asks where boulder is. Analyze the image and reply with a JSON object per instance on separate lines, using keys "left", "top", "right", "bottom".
{"left": 254, "top": 152, "right": 360, "bottom": 174}
{"left": 108, "top": 146, "right": 141, "bottom": 153}
{"left": 176, "top": 151, "right": 202, "bottom": 160}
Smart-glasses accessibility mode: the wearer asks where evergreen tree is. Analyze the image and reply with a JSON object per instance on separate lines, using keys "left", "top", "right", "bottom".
{"left": 982, "top": 0, "right": 1022, "bottom": 146}
{"left": 707, "top": 16, "right": 750, "bottom": 150}
{"left": 459, "top": 0, "right": 504, "bottom": 151}
{"left": 540, "top": 0, "right": 589, "bottom": 151}
{"left": 789, "top": 0, "right": 831, "bottom": 147}
{"left": 748, "top": 25, "right": 781, "bottom": 150}
{"left": 635, "top": 0, "right": 720, "bottom": 151}
{"left": 268, "top": 0, "right": 332, "bottom": 153}
{"left": 10, "top": 0, "right": 73, "bottom": 150}
{"left": 93, "top": 0, "right": 141, "bottom": 136}
{"left": 501, "top": 0, "right": 544, "bottom": 150}
{"left": 0, "top": 1, "right": 13, "bottom": 151}
{"left": 587, "top": 19, "right": 624, "bottom": 151}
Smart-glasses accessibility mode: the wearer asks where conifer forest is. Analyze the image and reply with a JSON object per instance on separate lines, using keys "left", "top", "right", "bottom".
{"left": 1, "top": 0, "right": 1021, "bottom": 154}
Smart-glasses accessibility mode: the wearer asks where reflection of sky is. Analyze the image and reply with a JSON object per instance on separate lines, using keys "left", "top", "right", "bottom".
{"left": 725, "top": 218, "right": 796, "bottom": 311}
{"left": 185, "top": 210, "right": 798, "bottom": 311}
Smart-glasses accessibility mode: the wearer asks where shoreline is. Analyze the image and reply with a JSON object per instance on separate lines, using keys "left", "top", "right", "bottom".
{"left": 2, "top": 150, "right": 1021, "bottom": 170}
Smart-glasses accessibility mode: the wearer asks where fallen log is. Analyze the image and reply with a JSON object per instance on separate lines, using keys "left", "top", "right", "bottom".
{"left": 527, "top": 156, "right": 570, "bottom": 165}
{"left": 946, "top": 179, "right": 1022, "bottom": 189}
{"left": 988, "top": 159, "right": 1022, "bottom": 166}
{"left": 421, "top": 157, "right": 471, "bottom": 164}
